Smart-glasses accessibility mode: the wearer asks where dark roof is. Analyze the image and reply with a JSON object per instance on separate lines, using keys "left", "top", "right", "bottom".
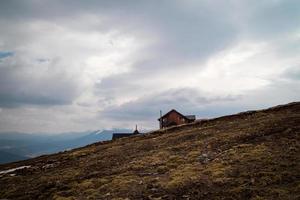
{"left": 112, "top": 128, "right": 140, "bottom": 140}
{"left": 158, "top": 109, "right": 190, "bottom": 121}
{"left": 185, "top": 115, "right": 196, "bottom": 120}
{"left": 112, "top": 133, "right": 133, "bottom": 140}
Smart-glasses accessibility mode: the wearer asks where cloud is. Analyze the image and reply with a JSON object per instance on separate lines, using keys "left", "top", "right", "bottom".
{"left": 281, "top": 66, "right": 300, "bottom": 81}
{"left": 242, "top": 0, "right": 300, "bottom": 38}
{"left": 0, "top": 55, "right": 82, "bottom": 107}
{"left": 0, "top": 16, "right": 145, "bottom": 108}
{"left": 0, "top": 0, "right": 299, "bottom": 132}
{"left": 100, "top": 87, "right": 239, "bottom": 127}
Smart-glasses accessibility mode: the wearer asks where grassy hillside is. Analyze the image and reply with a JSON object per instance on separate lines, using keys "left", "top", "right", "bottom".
{"left": 0, "top": 102, "right": 299, "bottom": 200}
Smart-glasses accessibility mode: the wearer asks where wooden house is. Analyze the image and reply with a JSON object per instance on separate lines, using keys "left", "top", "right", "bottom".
{"left": 158, "top": 109, "right": 196, "bottom": 129}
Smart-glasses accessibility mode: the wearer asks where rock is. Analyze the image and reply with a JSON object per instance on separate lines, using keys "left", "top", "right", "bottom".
{"left": 42, "top": 163, "right": 55, "bottom": 169}
{"left": 198, "top": 153, "right": 211, "bottom": 164}
{"left": 182, "top": 195, "right": 190, "bottom": 199}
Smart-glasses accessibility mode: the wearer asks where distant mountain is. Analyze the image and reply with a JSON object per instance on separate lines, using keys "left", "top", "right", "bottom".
{"left": 0, "top": 129, "right": 131, "bottom": 164}
{"left": 66, "top": 130, "right": 113, "bottom": 148}
{"left": 0, "top": 151, "right": 28, "bottom": 164}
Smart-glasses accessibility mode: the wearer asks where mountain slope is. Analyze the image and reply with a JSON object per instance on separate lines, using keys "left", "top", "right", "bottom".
{"left": 0, "top": 151, "right": 28, "bottom": 164}
{"left": 0, "top": 129, "right": 129, "bottom": 163}
{"left": 0, "top": 102, "right": 299, "bottom": 199}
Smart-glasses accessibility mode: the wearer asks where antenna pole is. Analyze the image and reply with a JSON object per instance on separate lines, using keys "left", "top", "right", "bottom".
{"left": 160, "top": 110, "right": 162, "bottom": 129}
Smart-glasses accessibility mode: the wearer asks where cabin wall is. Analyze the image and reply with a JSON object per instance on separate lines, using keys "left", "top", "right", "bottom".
{"left": 162, "top": 111, "right": 187, "bottom": 127}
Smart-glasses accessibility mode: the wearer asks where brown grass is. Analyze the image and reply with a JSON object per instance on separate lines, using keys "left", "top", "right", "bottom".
{"left": 0, "top": 102, "right": 300, "bottom": 199}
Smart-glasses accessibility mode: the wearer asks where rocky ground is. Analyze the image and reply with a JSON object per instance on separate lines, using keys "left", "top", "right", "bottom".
{"left": 0, "top": 102, "right": 299, "bottom": 200}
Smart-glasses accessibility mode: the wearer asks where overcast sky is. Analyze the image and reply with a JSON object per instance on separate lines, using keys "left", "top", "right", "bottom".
{"left": 0, "top": 0, "right": 299, "bottom": 133}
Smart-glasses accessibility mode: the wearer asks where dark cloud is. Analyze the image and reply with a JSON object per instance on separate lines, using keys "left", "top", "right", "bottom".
{"left": 0, "top": 56, "right": 81, "bottom": 107}
{"left": 100, "top": 88, "right": 238, "bottom": 121}
{"left": 1, "top": 0, "right": 238, "bottom": 67}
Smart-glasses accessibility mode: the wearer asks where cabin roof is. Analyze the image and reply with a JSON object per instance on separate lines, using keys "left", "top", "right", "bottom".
{"left": 112, "top": 128, "right": 140, "bottom": 140}
{"left": 112, "top": 133, "right": 133, "bottom": 139}
{"left": 185, "top": 115, "right": 196, "bottom": 120}
{"left": 157, "top": 109, "right": 190, "bottom": 121}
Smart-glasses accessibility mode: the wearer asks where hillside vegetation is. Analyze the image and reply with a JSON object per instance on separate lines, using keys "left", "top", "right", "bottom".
{"left": 0, "top": 102, "right": 299, "bottom": 199}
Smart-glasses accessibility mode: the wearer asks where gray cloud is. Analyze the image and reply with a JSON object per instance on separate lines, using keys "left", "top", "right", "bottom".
{"left": 1, "top": 0, "right": 238, "bottom": 67}
{"left": 100, "top": 77, "right": 300, "bottom": 124}
{"left": 0, "top": 0, "right": 299, "bottom": 132}
{"left": 100, "top": 88, "right": 238, "bottom": 121}
{"left": 0, "top": 55, "right": 82, "bottom": 107}
{"left": 245, "top": 0, "right": 300, "bottom": 38}
{"left": 281, "top": 66, "right": 300, "bottom": 81}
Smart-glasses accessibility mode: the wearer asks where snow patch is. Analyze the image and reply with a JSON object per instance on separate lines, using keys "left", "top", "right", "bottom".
{"left": 0, "top": 166, "right": 31, "bottom": 175}
{"left": 94, "top": 130, "right": 103, "bottom": 135}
